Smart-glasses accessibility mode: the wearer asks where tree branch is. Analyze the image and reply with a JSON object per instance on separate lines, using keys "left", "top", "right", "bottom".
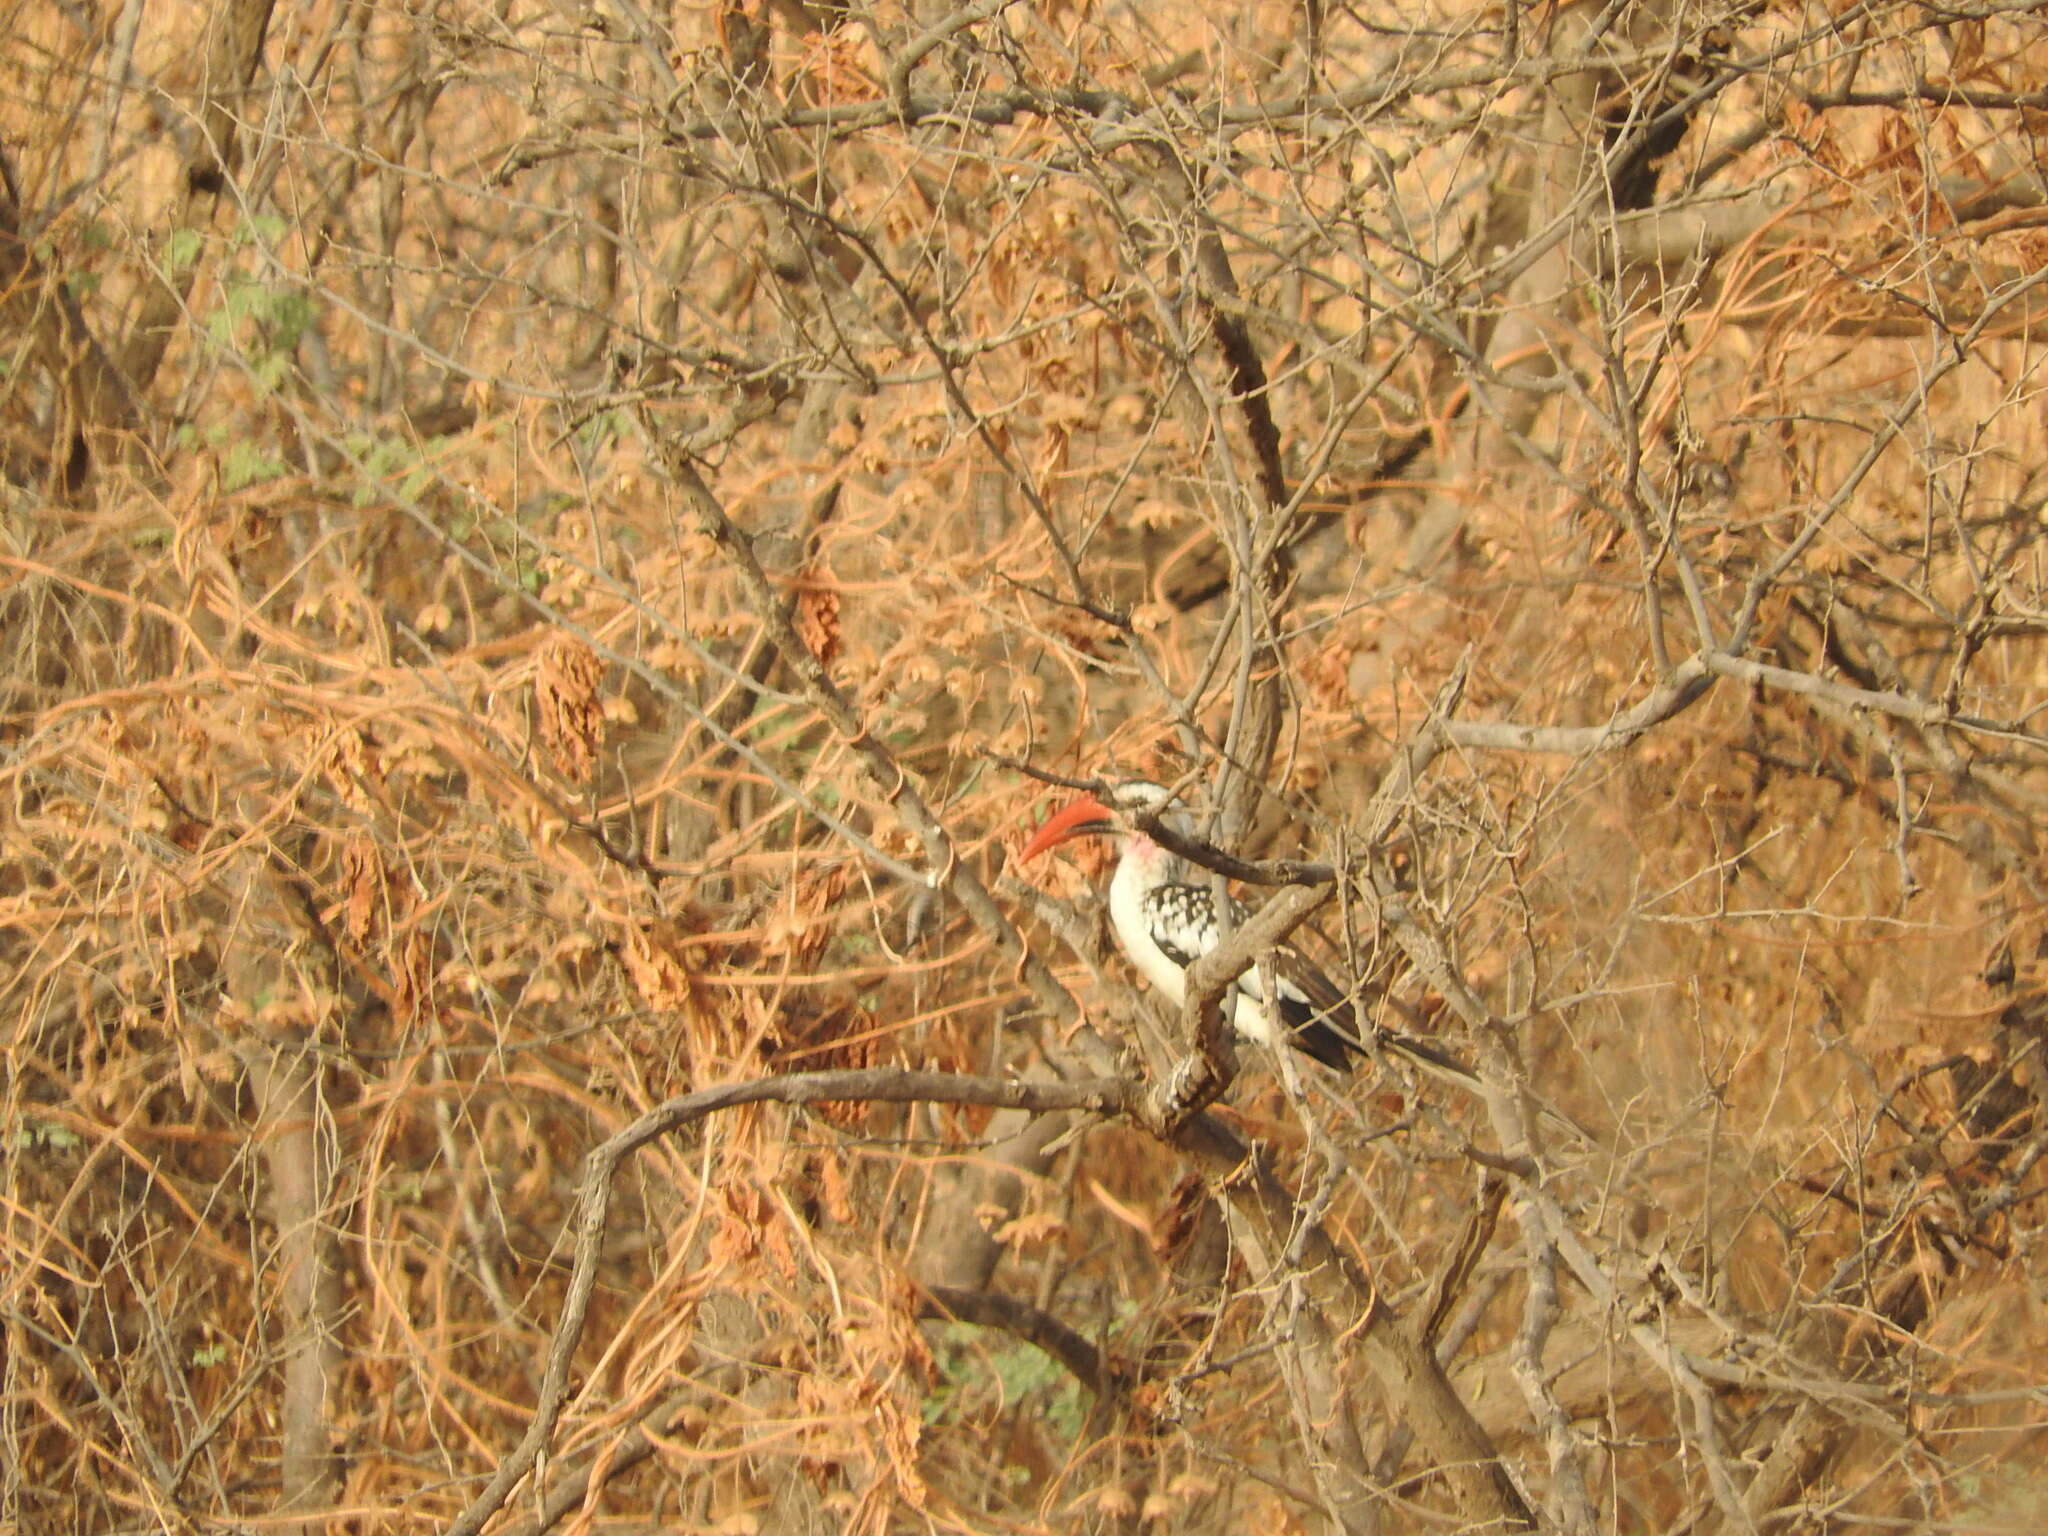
{"left": 443, "top": 1067, "right": 1126, "bottom": 1536}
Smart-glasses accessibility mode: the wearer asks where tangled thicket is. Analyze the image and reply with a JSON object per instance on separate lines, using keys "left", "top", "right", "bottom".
{"left": 5, "top": 0, "right": 2048, "bottom": 1532}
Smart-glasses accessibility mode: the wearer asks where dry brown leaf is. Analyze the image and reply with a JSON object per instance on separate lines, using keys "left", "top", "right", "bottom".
{"left": 619, "top": 922, "right": 695, "bottom": 1015}
{"left": 993, "top": 1210, "right": 1068, "bottom": 1248}
{"left": 536, "top": 631, "right": 605, "bottom": 783}
{"left": 340, "top": 832, "right": 382, "bottom": 943}
{"left": 796, "top": 581, "right": 842, "bottom": 667}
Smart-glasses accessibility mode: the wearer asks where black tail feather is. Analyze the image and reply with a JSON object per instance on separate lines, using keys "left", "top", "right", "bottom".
{"left": 1288, "top": 1015, "right": 1362, "bottom": 1071}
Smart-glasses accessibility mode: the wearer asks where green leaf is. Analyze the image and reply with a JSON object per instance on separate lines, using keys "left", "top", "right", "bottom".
{"left": 222, "top": 440, "right": 286, "bottom": 491}
{"left": 236, "top": 212, "right": 290, "bottom": 247}
{"left": 166, "top": 228, "right": 206, "bottom": 273}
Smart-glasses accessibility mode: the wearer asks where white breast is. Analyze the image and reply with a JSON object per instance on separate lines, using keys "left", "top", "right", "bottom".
{"left": 1106, "top": 838, "right": 1275, "bottom": 1047}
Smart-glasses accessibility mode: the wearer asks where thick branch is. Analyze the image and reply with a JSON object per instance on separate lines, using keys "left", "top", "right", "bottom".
{"left": 443, "top": 1067, "right": 1125, "bottom": 1536}
{"left": 117, "top": 0, "right": 278, "bottom": 390}
{"left": 0, "top": 169, "right": 142, "bottom": 491}
{"left": 1152, "top": 882, "right": 1334, "bottom": 1125}
{"left": 922, "top": 1285, "right": 1127, "bottom": 1402}
{"left": 1445, "top": 648, "right": 2048, "bottom": 758}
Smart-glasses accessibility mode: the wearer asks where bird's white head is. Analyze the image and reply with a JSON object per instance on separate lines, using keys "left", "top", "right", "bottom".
{"left": 1018, "top": 779, "right": 1177, "bottom": 863}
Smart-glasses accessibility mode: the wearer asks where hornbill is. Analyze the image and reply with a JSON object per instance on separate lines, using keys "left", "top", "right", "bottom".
{"left": 1018, "top": 779, "right": 1480, "bottom": 1092}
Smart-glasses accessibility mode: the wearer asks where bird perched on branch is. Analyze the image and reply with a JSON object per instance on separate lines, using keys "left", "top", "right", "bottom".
{"left": 1018, "top": 779, "right": 1478, "bottom": 1092}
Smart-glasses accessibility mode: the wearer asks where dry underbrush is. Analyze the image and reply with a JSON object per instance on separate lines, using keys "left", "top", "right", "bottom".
{"left": 5, "top": 0, "right": 2048, "bottom": 1532}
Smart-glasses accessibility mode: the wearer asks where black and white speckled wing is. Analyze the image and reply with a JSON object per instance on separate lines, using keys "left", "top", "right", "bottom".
{"left": 1137, "top": 880, "right": 1481, "bottom": 1084}
{"left": 1137, "top": 881, "right": 1223, "bottom": 972}
{"left": 1136, "top": 880, "right": 1359, "bottom": 1069}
